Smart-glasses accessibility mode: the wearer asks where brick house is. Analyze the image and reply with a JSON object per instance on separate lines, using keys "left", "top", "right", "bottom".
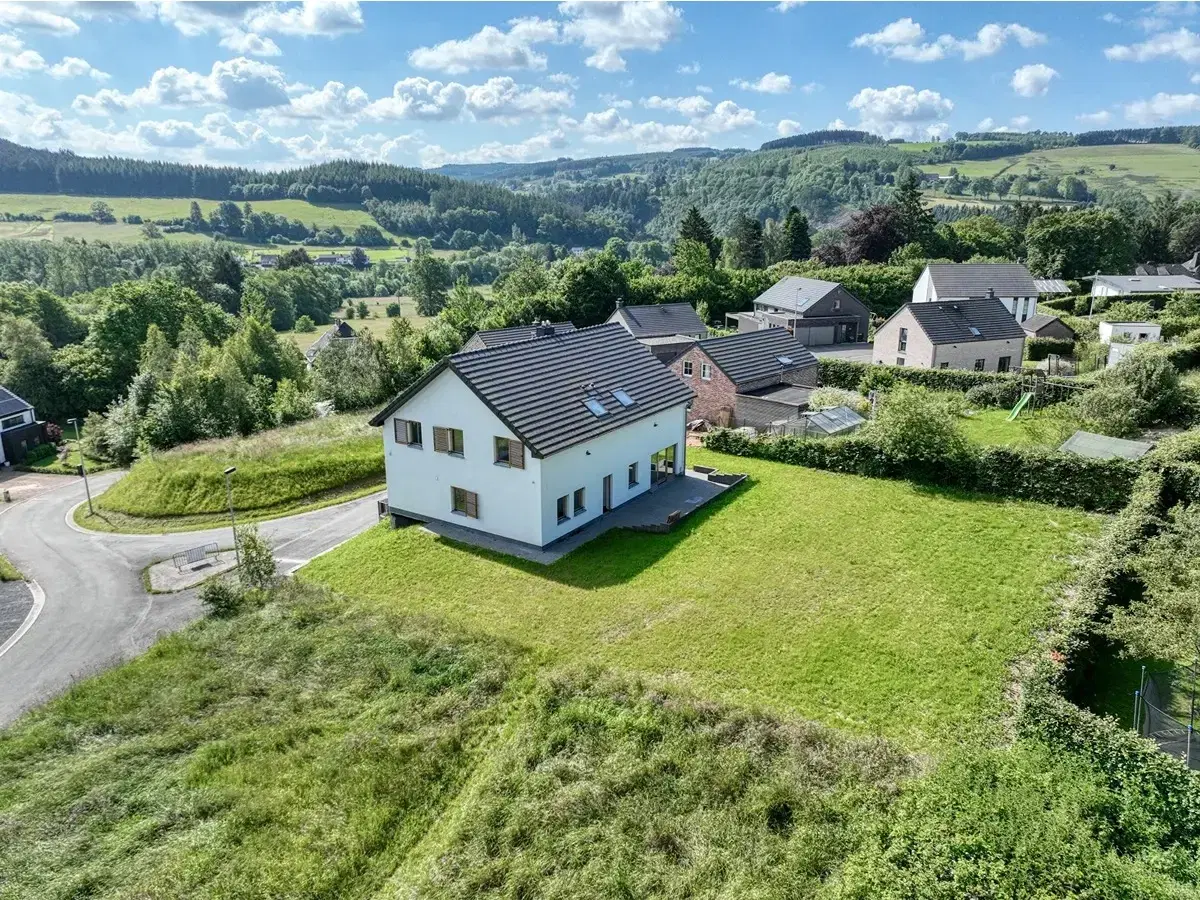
{"left": 671, "top": 328, "right": 819, "bottom": 427}
{"left": 872, "top": 298, "right": 1026, "bottom": 372}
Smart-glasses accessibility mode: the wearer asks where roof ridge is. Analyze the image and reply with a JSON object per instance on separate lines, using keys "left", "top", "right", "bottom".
{"left": 454, "top": 321, "right": 617, "bottom": 360}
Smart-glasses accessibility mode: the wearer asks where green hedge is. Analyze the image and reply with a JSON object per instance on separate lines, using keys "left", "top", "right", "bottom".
{"left": 703, "top": 428, "right": 1138, "bottom": 512}
{"left": 818, "top": 358, "right": 1083, "bottom": 403}
{"left": 1025, "top": 336, "right": 1075, "bottom": 361}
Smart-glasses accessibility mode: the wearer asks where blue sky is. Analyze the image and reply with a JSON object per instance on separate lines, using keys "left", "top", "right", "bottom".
{"left": 1, "top": 1, "right": 1198, "bottom": 170}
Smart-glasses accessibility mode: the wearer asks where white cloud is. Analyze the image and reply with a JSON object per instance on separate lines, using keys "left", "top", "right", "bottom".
{"left": 731, "top": 72, "right": 791, "bottom": 93}
{"left": 827, "top": 117, "right": 849, "bottom": 130}
{"left": 245, "top": 0, "right": 363, "bottom": 37}
{"left": 776, "top": 118, "right": 802, "bottom": 137}
{"left": 847, "top": 84, "right": 953, "bottom": 138}
{"left": 1137, "top": 2, "right": 1200, "bottom": 33}
{"left": 852, "top": 18, "right": 1046, "bottom": 62}
{"left": 365, "top": 76, "right": 571, "bottom": 123}
{"left": 677, "top": 61, "right": 700, "bottom": 74}
{"left": 775, "top": 0, "right": 805, "bottom": 11}
{"left": 643, "top": 93, "right": 712, "bottom": 116}
{"left": 279, "top": 80, "right": 368, "bottom": 121}
{"left": 559, "top": 0, "right": 684, "bottom": 73}
{"left": 799, "top": 81, "right": 822, "bottom": 94}
{"left": 0, "top": 2, "right": 79, "bottom": 35}
{"left": 0, "top": 33, "right": 107, "bottom": 81}
{"left": 1077, "top": 109, "right": 1112, "bottom": 124}
{"left": 575, "top": 107, "right": 706, "bottom": 148}
{"left": 599, "top": 91, "right": 632, "bottom": 108}
{"left": 547, "top": 72, "right": 578, "bottom": 86}
{"left": 976, "top": 116, "right": 996, "bottom": 130}
{"left": 1106, "top": 28, "right": 1200, "bottom": 63}
{"left": 1011, "top": 63, "right": 1058, "bottom": 97}
{"left": 695, "top": 84, "right": 712, "bottom": 94}
{"left": 408, "top": 17, "right": 558, "bottom": 74}
{"left": 1124, "top": 91, "right": 1200, "bottom": 124}
{"left": 1101, "top": 12, "right": 1122, "bottom": 24}
{"left": 219, "top": 30, "right": 282, "bottom": 57}
{"left": 419, "top": 129, "right": 570, "bottom": 167}
{"left": 1010, "top": 114, "right": 1031, "bottom": 128}
{"left": 73, "top": 57, "right": 290, "bottom": 115}
{"left": 639, "top": 93, "right": 757, "bottom": 132}
{"left": 1193, "top": 71, "right": 1200, "bottom": 82}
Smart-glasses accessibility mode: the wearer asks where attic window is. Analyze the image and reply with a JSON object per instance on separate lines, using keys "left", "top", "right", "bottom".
{"left": 584, "top": 398, "right": 608, "bottom": 417}
{"left": 776, "top": 355, "right": 793, "bottom": 366}
{"left": 967, "top": 326, "right": 982, "bottom": 337}
{"left": 612, "top": 389, "right": 635, "bottom": 407}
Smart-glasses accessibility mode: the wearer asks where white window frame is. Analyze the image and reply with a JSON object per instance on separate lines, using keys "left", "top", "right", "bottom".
{"left": 682, "top": 360, "right": 693, "bottom": 377}
{"left": 700, "top": 362, "right": 712, "bottom": 381}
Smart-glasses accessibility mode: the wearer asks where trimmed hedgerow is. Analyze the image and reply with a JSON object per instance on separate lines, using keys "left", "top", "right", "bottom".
{"left": 818, "top": 358, "right": 1081, "bottom": 403}
{"left": 1025, "top": 336, "right": 1076, "bottom": 361}
{"left": 703, "top": 428, "right": 1138, "bottom": 512}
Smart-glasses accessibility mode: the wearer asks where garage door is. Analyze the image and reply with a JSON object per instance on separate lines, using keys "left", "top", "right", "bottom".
{"left": 803, "top": 325, "right": 835, "bottom": 346}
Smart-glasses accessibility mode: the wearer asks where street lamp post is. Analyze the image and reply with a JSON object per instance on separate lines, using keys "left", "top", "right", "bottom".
{"left": 68, "top": 417, "right": 93, "bottom": 516}
{"left": 224, "top": 466, "right": 241, "bottom": 572}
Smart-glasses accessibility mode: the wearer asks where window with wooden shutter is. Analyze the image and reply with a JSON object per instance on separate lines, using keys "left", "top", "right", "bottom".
{"left": 433, "top": 426, "right": 449, "bottom": 453}
{"left": 394, "top": 418, "right": 409, "bottom": 445}
{"left": 451, "top": 486, "right": 478, "bottom": 519}
{"left": 509, "top": 440, "right": 524, "bottom": 469}
{"left": 464, "top": 490, "right": 478, "bottom": 519}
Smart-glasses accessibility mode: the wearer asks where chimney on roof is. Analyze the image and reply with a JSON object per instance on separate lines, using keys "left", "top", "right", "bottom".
{"left": 986, "top": 287, "right": 996, "bottom": 300}
{"left": 615, "top": 299, "right": 624, "bottom": 309}
{"left": 535, "top": 322, "right": 556, "bottom": 338}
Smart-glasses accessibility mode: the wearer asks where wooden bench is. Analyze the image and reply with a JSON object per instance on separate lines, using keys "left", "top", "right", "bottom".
{"left": 173, "top": 543, "right": 219, "bottom": 572}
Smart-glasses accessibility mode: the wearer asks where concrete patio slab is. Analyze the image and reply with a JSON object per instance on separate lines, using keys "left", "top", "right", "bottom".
{"left": 418, "top": 469, "right": 745, "bottom": 565}
{"left": 147, "top": 550, "right": 237, "bottom": 593}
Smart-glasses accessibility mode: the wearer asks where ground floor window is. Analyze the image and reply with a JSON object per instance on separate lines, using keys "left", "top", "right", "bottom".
{"left": 650, "top": 444, "right": 676, "bottom": 486}
{"left": 556, "top": 494, "right": 569, "bottom": 522}
{"left": 895, "top": 357, "right": 905, "bottom": 366}
{"left": 628, "top": 461, "right": 638, "bottom": 487}
{"left": 451, "top": 487, "right": 478, "bottom": 519}
{"left": 998, "top": 356, "right": 1011, "bottom": 373}
{"left": 573, "top": 487, "right": 586, "bottom": 515}
{"left": 939, "top": 362, "right": 949, "bottom": 369}
{"left": 974, "top": 359, "right": 986, "bottom": 372}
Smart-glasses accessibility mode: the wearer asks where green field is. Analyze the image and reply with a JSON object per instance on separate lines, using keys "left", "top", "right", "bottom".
{"left": 78, "top": 414, "right": 383, "bottom": 533}
{"left": 303, "top": 448, "right": 1098, "bottom": 749}
{"left": 921, "top": 143, "right": 1200, "bottom": 194}
{"left": 959, "top": 408, "right": 1067, "bottom": 449}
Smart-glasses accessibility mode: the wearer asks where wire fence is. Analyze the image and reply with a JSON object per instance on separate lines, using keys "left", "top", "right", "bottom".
{"left": 1133, "top": 664, "right": 1198, "bottom": 771}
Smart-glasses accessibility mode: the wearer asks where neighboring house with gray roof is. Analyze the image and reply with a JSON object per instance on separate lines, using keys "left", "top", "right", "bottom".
{"left": 1090, "top": 274, "right": 1200, "bottom": 298}
{"left": 873, "top": 298, "right": 1026, "bottom": 372}
{"left": 729, "top": 276, "right": 869, "bottom": 346}
{"left": 669, "top": 327, "right": 819, "bottom": 427}
{"left": 605, "top": 301, "right": 707, "bottom": 362}
{"left": 0, "top": 386, "right": 43, "bottom": 465}
{"left": 462, "top": 321, "right": 577, "bottom": 352}
{"left": 913, "top": 263, "right": 1040, "bottom": 324}
{"left": 369, "top": 323, "right": 693, "bottom": 548}
{"left": 1021, "top": 313, "right": 1077, "bottom": 342}
{"left": 304, "top": 319, "right": 356, "bottom": 366}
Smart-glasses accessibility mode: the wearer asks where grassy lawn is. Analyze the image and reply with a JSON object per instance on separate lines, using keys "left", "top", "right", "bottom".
{"left": 920, "top": 143, "right": 1200, "bottom": 193}
{"left": 302, "top": 448, "right": 1099, "bottom": 749}
{"left": 286, "top": 296, "right": 430, "bottom": 351}
{"left": 76, "top": 415, "right": 383, "bottom": 533}
{"left": 959, "top": 408, "right": 1060, "bottom": 448}
{"left": 0, "top": 554, "right": 21, "bottom": 581}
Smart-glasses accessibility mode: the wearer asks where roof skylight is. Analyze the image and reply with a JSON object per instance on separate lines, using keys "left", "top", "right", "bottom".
{"left": 967, "top": 326, "right": 981, "bottom": 336}
{"left": 584, "top": 398, "right": 608, "bottom": 417}
{"left": 612, "top": 389, "right": 635, "bottom": 407}
{"left": 776, "top": 355, "right": 793, "bottom": 365}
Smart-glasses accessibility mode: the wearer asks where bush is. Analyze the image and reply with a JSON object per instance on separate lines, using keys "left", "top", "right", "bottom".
{"left": 385, "top": 302, "right": 402, "bottom": 317}
{"left": 294, "top": 315, "right": 316, "bottom": 333}
{"left": 199, "top": 578, "right": 243, "bottom": 618}
{"left": 808, "top": 386, "right": 869, "bottom": 414}
{"left": 356, "top": 300, "right": 369, "bottom": 319}
{"left": 236, "top": 524, "right": 276, "bottom": 591}
{"left": 44, "top": 422, "right": 62, "bottom": 444}
{"left": 964, "top": 380, "right": 1022, "bottom": 409}
{"left": 868, "top": 383, "right": 970, "bottom": 472}
{"left": 703, "top": 428, "right": 1138, "bottom": 512}
{"left": 1025, "top": 336, "right": 1075, "bottom": 361}
{"left": 21, "top": 443, "right": 55, "bottom": 463}
{"left": 344, "top": 304, "right": 355, "bottom": 319}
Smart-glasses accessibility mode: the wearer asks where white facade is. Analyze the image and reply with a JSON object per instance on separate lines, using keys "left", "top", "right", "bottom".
{"left": 912, "top": 267, "right": 1038, "bottom": 324}
{"left": 1098, "top": 321, "right": 1161, "bottom": 344}
{"left": 382, "top": 367, "right": 689, "bottom": 548}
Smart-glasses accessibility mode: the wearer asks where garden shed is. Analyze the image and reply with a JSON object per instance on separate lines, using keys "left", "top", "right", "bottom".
{"left": 797, "top": 406, "right": 866, "bottom": 438}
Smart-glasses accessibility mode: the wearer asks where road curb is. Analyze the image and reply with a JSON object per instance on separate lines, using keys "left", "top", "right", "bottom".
{"left": 0, "top": 579, "right": 44, "bottom": 661}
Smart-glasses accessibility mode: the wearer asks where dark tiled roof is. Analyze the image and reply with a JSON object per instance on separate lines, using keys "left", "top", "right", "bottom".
{"left": 737, "top": 383, "right": 814, "bottom": 406}
{"left": 611, "top": 302, "right": 706, "bottom": 338}
{"left": 752, "top": 276, "right": 841, "bottom": 313}
{"left": 904, "top": 299, "right": 1027, "bottom": 344}
{"left": 1021, "top": 313, "right": 1075, "bottom": 338}
{"left": 369, "top": 323, "right": 694, "bottom": 458}
{"left": 469, "top": 321, "right": 576, "bottom": 348}
{"left": 0, "top": 386, "right": 32, "bottom": 418}
{"left": 697, "top": 328, "right": 818, "bottom": 385}
{"left": 305, "top": 320, "right": 356, "bottom": 360}
{"left": 1093, "top": 274, "right": 1200, "bottom": 293}
{"left": 927, "top": 263, "right": 1038, "bottom": 298}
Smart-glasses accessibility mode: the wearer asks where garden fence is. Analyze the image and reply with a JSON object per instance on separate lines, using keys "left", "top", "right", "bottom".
{"left": 1134, "top": 665, "right": 1198, "bottom": 771}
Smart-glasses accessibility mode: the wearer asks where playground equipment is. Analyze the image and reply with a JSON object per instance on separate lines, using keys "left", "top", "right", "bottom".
{"left": 1007, "top": 392, "right": 1033, "bottom": 421}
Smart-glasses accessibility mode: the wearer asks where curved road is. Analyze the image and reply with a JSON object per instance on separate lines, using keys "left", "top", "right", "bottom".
{"left": 0, "top": 471, "right": 382, "bottom": 726}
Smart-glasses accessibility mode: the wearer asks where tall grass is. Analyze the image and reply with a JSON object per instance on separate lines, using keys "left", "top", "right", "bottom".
{"left": 96, "top": 414, "right": 383, "bottom": 517}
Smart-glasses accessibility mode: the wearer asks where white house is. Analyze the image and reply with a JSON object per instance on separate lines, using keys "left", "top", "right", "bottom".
{"left": 912, "top": 263, "right": 1040, "bottom": 324}
{"left": 1098, "top": 321, "right": 1161, "bottom": 344}
{"left": 368, "top": 323, "right": 694, "bottom": 549}
{"left": 0, "top": 386, "right": 40, "bottom": 466}
{"left": 1091, "top": 275, "right": 1200, "bottom": 298}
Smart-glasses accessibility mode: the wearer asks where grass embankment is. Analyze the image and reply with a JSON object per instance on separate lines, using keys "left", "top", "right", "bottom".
{"left": 304, "top": 448, "right": 1098, "bottom": 749}
{"left": 76, "top": 415, "right": 383, "bottom": 533}
{"left": 0, "top": 554, "right": 22, "bottom": 581}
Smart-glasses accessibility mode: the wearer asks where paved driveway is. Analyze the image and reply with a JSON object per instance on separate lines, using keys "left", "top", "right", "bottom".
{"left": 0, "top": 471, "right": 383, "bottom": 726}
{"left": 810, "top": 342, "right": 874, "bottom": 364}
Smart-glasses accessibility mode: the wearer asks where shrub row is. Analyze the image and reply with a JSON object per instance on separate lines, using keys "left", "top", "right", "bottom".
{"left": 1025, "top": 336, "right": 1075, "bottom": 361}
{"left": 817, "top": 358, "right": 1082, "bottom": 403}
{"left": 704, "top": 428, "right": 1139, "bottom": 512}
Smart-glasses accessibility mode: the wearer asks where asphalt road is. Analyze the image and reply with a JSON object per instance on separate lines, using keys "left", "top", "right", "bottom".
{"left": 0, "top": 471, "right": 383, "bottom": 726}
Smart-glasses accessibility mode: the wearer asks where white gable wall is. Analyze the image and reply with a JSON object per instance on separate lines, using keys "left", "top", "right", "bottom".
{"left": 538, "top": 402, "right": 689, "bottom": 544}
{"left": 912, "top": 267, "right": 1038, "bottom": 323}
{"left": 912, "top": 267, "right": 936, "bottom": 303}
{"left": 383, "top": 367, "right": 544, "bottom": 546}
